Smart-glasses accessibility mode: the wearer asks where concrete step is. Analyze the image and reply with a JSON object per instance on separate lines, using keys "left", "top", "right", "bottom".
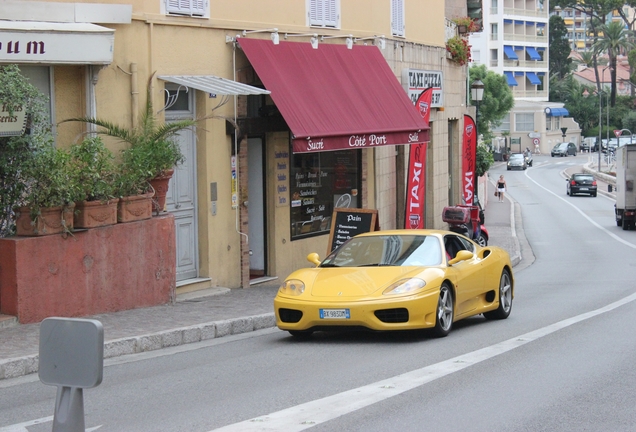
{"left": 0, "top": 314, "right": 18, "bottom": 329}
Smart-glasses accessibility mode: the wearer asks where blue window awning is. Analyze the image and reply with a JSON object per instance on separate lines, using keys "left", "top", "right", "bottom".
{"left": 504, "top": 19, "right": 513, "bottom": 24}
{"left": 504, "top": 71, "right": 518, "bottom": 86}
{"left": 537, "top": 22, "right": 546, "bottom": 27}
{"left": 503, "top": 46, "right": 518, "bottom": 60}
{"left": 527, "top": 72, "right": 542, "bottom": 85}
{"left": 514, "top": 71, "right": 524, "bottom": 76}
{"left": 526, "top": 47, "right": 541, "bottom": 60}
{"left": 515, "top": 20, "right": 524, "bottom": 25}
{"left": 546, "top": 107, "right": 569, "bottom": 117}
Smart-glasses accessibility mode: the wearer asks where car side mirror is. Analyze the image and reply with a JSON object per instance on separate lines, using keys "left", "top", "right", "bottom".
{"left": 448, "top": 250, "right": 474, "bottom": 265}
{"left": 307, "top": 253, "right": 321, "bottom": 266}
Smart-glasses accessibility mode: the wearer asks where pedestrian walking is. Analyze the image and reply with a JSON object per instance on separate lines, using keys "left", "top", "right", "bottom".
{"left": 496, "top": 175, "right": 507, "bottom": 202}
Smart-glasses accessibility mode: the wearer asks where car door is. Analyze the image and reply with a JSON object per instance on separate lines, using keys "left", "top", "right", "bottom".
{"left": 444, "top": 234, "right": 483, "bottom": 318}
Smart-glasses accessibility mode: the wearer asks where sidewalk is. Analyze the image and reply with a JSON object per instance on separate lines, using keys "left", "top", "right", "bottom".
{"left": 0, "top": 191, "right": 522, "bottom": 381}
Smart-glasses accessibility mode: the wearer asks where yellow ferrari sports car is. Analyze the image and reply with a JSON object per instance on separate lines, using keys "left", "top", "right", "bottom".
{"left": 274, "top": 229, "right": 513, "bottom": 338}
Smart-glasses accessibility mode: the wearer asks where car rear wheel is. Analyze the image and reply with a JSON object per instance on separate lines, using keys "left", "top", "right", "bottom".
{"left": 433, "top": 283, "right": 454, "bottom": 337}
{"left": 484, "top": 269, "right": 512, "bottom": 320}
{"left": 477, "top": 233, "right": 488, "bottom": 247}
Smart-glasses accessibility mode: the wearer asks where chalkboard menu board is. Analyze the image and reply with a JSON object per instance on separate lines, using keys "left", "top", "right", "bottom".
{"left": 327, "top": 208, "right": 379, "bottom": 254}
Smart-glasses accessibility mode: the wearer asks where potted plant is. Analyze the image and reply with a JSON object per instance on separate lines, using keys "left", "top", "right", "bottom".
{"left": 113, "top": 143, "right": 155, "bottom": 223}
{"left": 61, "top": 73, "right": 197, "bottom": 214}
{"left": 15, "top": 144, "right": 82, "bottom": 236}
{"left": 446, "top": 36, "right": 472, "bottom": 66}
{"left": 69, "top": 136, "right": 119, "bottom": 228}
{"left": 452, "top": 17, "right": 480, "bottom": 34}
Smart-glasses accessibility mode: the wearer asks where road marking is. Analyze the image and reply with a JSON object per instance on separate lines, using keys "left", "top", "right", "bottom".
{"left": 525, "top": 169, "right": 636, "bottom": 250}
{"left": 0, "top": 416, "right": 102, "bottom": 432}
{"left": 210, "top": 292, "right": 636, "bottom": 432}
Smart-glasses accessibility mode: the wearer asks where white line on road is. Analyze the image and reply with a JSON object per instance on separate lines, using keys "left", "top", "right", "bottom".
{"left": 210, "top": 292, "right": 636, "bottom": 432}
{"left": 524, "top": 169, "right": 636, "bottom": 250}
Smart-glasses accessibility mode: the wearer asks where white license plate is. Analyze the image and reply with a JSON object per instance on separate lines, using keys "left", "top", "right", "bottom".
{"left": 580, "top": 187, "right": 589, "bottom": 191}
{"left": 320, "top": 309, "right": 350, "bottom": 319}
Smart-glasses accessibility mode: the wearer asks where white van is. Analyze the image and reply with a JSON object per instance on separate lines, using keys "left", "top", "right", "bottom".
{"left": 581, "top": 137, "right": 597, "bottom": 152}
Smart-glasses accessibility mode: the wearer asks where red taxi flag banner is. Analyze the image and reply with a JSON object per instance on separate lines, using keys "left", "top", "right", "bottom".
{"left": 237, "top": 38, "right": 430, "bottom": 153}
{"left": 405, "top": 88, "right": 432, "bottom": 229}
{"left": 462, "top": 114, "right": 477, "bottom": 205}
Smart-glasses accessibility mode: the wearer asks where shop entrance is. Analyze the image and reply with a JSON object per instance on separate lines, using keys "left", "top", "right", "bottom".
{"left": 247, "top": 137, "right": 267, "bottom": 278}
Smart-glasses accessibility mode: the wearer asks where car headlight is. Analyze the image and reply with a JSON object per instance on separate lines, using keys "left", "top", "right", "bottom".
{"left": 279, "top": 279, "right": 305, "bottom": 296}
{"left": 383, "top": 278, "right": 426, "bottom": 295}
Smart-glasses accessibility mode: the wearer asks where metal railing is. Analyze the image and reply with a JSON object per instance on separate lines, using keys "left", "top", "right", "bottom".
{"left": 502, "top": 33, "right": 548, "bottom": 43}
{"left": 503, "top": 7, "right": 548, "bottom": 18}
{"left": 503, "top": 59, "right": 547, "bottom": 68}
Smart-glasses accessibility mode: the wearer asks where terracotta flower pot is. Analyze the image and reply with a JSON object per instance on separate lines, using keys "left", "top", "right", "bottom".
{"left": 74, "top": 199, "right": 119, "bottom": 229}
{"left": 149, "top": 169, "right": 174, "bottom": 214}
{"left": 15, "top": 204, "right": 75, "bottom": 236}
{"left": 117, "top": 192, "right": 154, "bottom": 223}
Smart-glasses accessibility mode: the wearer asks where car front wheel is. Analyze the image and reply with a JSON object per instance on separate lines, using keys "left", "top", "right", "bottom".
{"left": 433, "top": 283, "right": 454, "bottom": 337}
{"left": 484, "top": 269, "right": 513, "bottom": 320}
{"left": 477, "top": 233, "right": 488, "bottom": 246}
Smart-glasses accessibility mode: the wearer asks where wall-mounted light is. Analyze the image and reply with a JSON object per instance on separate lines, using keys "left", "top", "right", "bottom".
{"left": 321, "top": 34, "right": 354, "bottom": 49}
{"left": 355, "top": 35, "right": 386, "bottom": 49}
{"left": 241, "top": 28, "right": 279, "bottom": 45}
{"left": 284, "top": 33, "right": 319, "bottom": 49}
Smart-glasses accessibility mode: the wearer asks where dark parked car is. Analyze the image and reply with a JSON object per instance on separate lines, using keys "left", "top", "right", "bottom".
{"left": 567, "top": 173, "right": 597, "bottom": 197}
{"left": 507, "top": 153, "right": 527, "bottom": 170}
{"left": 551, "top": 142, "right": 577, "bottom": 157}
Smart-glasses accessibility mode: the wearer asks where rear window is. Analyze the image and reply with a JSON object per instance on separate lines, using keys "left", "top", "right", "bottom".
{"left": 573, "top": 175, "right": 593, "bottom": 181}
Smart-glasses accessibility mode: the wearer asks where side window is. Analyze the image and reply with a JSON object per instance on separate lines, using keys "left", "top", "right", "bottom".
{"left": 308, "top": 0, "right": 339, "bottom": 28}
{"left": 444, "top": 235, "right": 474, "bottom": 259}
{"left": 391, "top": 0, "right": 405, "bottom": 37}
{"left": 166, "top": 0, "right": 206, "bottom": 17}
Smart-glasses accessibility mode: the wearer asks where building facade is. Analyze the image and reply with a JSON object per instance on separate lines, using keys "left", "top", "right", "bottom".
{"left": 1, "top": 0, "right": 473, "bottom": 293}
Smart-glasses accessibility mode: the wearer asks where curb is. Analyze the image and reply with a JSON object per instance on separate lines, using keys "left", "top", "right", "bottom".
{"left": 0, "top": 313, "right": 276, "bottom": 381}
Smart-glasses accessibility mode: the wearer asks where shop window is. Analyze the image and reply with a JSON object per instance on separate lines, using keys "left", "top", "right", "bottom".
{"left": 391, "top": 0, "right": 405, "bottom": 37}
{"left": 290, "top": 149, "right": 361, "bottom": 239}
{"left": 166, "top": 0, "right": 206, "bottom": 17}
{"left": 308, "top": 0, "right": 339, "bottom": 28}
{"left": 515, "top": 113, "right": 534, "bottom": 132}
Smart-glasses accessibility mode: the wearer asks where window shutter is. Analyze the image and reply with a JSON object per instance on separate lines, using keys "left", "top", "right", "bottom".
{"left": 324, "top": 0, "right": 338, "bottom": 27}
{"left": 391, "top": 0, "right": 405, "bottom": 37}
{"left": 310, "top": 0, "right": 323, "bottom": 25}
{"left": 166, "top": 0, "right": 205, "bottom": 16}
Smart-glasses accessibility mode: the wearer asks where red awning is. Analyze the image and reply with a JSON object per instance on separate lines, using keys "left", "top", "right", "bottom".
{"left": 237, "top": 38, "right": 430, "bottom": 153}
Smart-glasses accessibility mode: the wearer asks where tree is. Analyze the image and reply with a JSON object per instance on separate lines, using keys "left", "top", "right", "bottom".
{"left": 549, "top": 15, "right": 573, "bottom": 79}
{"left": 468, "top": 65, "right": 514, "bottom": 143}
{"left": 592, "top": 20, "right": 634, "bottom": 106}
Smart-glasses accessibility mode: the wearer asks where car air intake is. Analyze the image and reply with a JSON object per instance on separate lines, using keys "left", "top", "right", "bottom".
{"left": 374, "top": 308, "right": 409, "bottom": 323}
{"left": 278, "top": 308, "right": 303, "bottom": 323}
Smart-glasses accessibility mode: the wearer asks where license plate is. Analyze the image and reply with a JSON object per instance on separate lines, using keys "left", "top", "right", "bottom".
{"left": 320, "top": 309, "right": 350, "bottom": 319}
{"left": 580, "top": 187, "right": 589, "bottom": 191}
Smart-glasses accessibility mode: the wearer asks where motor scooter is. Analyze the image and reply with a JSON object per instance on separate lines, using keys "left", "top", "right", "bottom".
{"left": 442, "top": 204, "right": 489, "bottom": 246}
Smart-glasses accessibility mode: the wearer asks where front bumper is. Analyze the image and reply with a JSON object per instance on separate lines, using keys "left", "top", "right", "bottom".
{"left": 274, "top": 290, "right": 440, "bottom": 332}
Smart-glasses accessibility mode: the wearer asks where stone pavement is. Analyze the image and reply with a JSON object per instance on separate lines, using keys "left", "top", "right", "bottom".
{"left": 0, "top": 171, "right": 524, "bottom": 381}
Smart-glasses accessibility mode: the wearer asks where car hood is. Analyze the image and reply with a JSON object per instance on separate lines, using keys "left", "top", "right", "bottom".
{"left": 288, "top": 266, "right": 445, "bottom": 298}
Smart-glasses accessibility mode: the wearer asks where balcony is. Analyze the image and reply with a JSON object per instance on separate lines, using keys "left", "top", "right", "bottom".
{"left": 513, "top": 89, "right": 548, "bottom": 98}
{"left": 504, "top": 59, "right": 547, "bottom": 68}
{"left": 503, "top": 33, "right": 548, "bottom": 43}
{"left": 503, "top": 7, "right": 548, "bottom": 18}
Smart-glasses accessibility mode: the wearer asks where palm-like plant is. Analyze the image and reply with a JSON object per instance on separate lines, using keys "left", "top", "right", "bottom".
{"left": 592, "top": 21, "right": 635, "bottom": 107}
{"left": 61, "top": 74, "right": 197, "bottom": 188}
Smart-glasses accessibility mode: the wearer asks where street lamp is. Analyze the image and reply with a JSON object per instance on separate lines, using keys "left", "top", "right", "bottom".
{"left": 470, "top": 79, "right": 484, "bottom": 204}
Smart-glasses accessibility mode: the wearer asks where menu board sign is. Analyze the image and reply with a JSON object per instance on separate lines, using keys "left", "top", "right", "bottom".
{"left": 327, "top": 208, "right": 378, "bottom": 254}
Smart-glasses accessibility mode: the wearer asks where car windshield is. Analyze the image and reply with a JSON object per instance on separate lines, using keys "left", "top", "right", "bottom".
{"left": 321, "top": 235, "right": 443, "bottom": 267}
{"left": 510, "top": 154, "right": 524, "bottom": 160}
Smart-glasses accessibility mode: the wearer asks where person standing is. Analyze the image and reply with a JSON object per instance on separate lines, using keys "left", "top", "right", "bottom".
{"left": 497, "top": 175, "right": 507, "bottom": 202}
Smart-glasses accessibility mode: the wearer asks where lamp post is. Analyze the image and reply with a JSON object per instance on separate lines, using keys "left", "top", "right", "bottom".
{"left": 470, "top": 79, "right": 484, "bottom": 204}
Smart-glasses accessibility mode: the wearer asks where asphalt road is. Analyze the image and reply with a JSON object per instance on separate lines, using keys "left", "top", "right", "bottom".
{"left": 2, "top": 154, "right": 636, "bottom": 432}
